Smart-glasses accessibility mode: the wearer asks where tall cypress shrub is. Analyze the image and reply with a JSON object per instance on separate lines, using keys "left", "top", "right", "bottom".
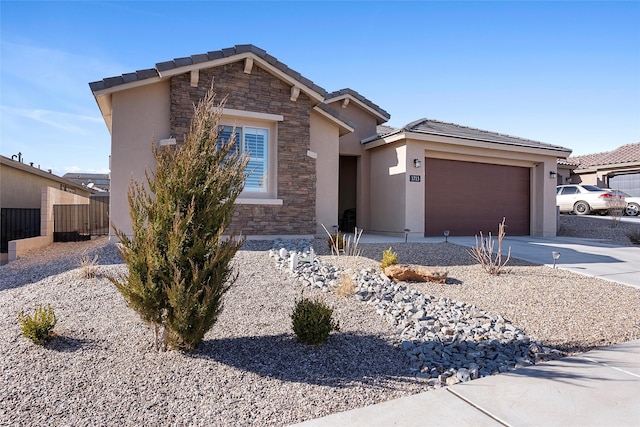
{"left": 109, "top": 87, "right": 248, "bottom": 351}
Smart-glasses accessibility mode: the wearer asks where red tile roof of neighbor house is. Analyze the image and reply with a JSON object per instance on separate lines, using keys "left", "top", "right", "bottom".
{"left": 568, "top": 142, "right": 640, "bottom": 168}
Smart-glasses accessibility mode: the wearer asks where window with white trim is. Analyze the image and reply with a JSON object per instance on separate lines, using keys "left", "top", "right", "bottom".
{"left": 218, "top": 125, "right": 269, "bottom": 193}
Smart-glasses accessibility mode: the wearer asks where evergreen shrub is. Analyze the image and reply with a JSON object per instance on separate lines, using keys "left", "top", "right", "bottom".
{"left": 291, "top": 295, "right": 340, "bottom": 345}
{"left": 18, "top": 304, "right": 57, "bottom": 344}
{"left": 107, "top": 86, "right": 248, "bottom": 351}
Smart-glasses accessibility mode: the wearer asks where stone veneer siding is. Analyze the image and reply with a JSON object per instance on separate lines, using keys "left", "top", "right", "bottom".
{"left": 170, "top": 62, "right": 316, "bottom": 235}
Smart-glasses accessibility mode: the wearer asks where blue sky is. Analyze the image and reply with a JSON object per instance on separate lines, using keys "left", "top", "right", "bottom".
{"left": 1, "top": 1, "right": 639, "bottom": 177}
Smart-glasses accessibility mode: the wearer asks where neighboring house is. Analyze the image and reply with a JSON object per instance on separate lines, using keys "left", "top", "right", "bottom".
{"left": 0, "top": 154, "right": 91, "bottom": 260}
{"left": 90, "top": 44, "right": 571, "bottom": 239}
{"left": 565, "top": 143, "right": 640, "bottom": 196}
{"left": 63, "top": 173, "right": 110, "bottom": 192}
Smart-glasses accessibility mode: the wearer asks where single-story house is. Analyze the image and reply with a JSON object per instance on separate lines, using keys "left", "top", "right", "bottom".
{"left": 90, "top": 44, "right": 571, "bottom": 239}
{"left": 562, "top": 143, "right": 640, "bottom": 196}
{"left": 0, "top": 154, "right": 91, "bottom": 260}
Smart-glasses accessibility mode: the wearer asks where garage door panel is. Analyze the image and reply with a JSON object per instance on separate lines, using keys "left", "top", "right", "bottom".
{"left": 425, "top": 158, "right": 530, "bottom": 236}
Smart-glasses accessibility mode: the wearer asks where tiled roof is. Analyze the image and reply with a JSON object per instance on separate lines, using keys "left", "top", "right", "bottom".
{"left": 557, "top": 158, "right": 579, "bottom": 166}
{"left": 398, "top": 119, "right": 570, "bottom": 152}
{"left": 376, "top": 124, "right": 397, "bottom": 136}
{"left": 325, "top": 88, "right": 391, "bottom": 121}
{"left": 89, "top": 44, "right": 327, "bottom": 97}
{"left": 360, "top": 125, "right": 398, "bottom": 143}
{"left": 314, "top": 103, "right": 357, "bottom": 130}
{"left": 567, "top": 142, "right": 640, "bottom": 168}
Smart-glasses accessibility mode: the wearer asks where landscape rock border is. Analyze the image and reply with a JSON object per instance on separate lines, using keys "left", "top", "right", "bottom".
{"left": 270, "top": 239, "right": 564, "bottom": 389}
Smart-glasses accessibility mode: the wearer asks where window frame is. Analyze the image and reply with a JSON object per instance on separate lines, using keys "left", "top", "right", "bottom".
{"left": 218, "top": 109, "right": 282, "bottom": 203}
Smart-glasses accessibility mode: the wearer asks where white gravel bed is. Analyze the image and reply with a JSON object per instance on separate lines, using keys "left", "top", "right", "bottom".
{"left": 1, "top": 238, "right": 424, "bottom": 426}
{"left": 2, "top": 214, "right": 639, "bottom": 426}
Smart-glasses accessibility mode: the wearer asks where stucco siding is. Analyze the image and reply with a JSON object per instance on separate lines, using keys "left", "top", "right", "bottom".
{"left": 0, "top": 162, "right": 89, "bottom": 209}
{"left": 110, "top": 81, "right": 170, "bottom": 237}
{"left": 310, "top": 111, "right": 339, "bottom": 235}
{"left": 369, "top": 143, "right": 406, "bottom": 233}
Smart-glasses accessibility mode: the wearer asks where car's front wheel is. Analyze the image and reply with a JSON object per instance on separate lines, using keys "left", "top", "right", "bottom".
{"left": 573, "top": 201, "right": 591, "bottom": 215}
{"left": 625, "top": 203, "right": 640, "bottom": 216}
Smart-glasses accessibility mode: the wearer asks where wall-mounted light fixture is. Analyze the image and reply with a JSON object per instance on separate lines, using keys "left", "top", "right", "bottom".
{"left": 549, "top": 171, "right": 557, "bottom": 179}
{"left": 413, "top": 159, "right": 422, "bottom": 168}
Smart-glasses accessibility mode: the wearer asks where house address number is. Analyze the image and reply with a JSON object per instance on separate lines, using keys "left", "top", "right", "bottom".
{"left": 409, "top": 175, "right": 421, "bottom": 182}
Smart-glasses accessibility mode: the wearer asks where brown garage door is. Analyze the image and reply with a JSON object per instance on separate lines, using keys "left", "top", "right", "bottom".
{"left": 425, "top": 158, "right": 530, "bottom": 236}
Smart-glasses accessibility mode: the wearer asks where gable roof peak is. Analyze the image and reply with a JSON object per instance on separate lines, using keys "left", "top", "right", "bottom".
{"left": 324, "top": 88, "right": 390, "bottom": 124}
{"left": 90, "top": 44, "right": 328, "bottom": 98}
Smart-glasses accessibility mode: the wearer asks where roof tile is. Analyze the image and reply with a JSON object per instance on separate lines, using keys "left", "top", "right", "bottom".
{"left": 136, "top": 69, "right": 159, "bottom": 80}
{"left": 221, "top": 47, "right": 236, "bottom": 57}
{"left": 568, "top": 142, "right": 640, "bottom": 168}
{"left": 88, "top": 44, "right": 332, "bottom": 100}
{"left": 207, "top": 50, "right": 224, "bottom": 60}
{"left": 103, "top": 76, "right": 124, "bottom": 88}
{"left": 174, "top": 57, "right": 193, "bottom": 67}
{"left": 191, "top": 53, "right": 209, "bottom": 64}
{"left": 325, "top": 88, "right": 391, "bottom": 121}
{"left": 155, "top": 61, "right": 176, "bottom": 72}
{"left": 121, "top": 72, "right": 140, "bottom": 83}
{"left": 381, "top": 119, "right": 570, "bottom": 152}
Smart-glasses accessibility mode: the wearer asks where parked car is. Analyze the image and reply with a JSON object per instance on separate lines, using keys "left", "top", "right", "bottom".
{"left": 556, "top": 185, "right": 624, "bottom": 215}
{"left": 605, "top": 190, "right": 640, "bottom": 216}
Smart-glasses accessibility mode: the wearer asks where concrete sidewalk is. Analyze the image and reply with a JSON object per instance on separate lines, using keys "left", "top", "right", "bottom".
{"left": 289, "top": 234, "right": 640, "bottom": 426}
{"left": 291, "top": 339, "right": 640, "bottom": 427}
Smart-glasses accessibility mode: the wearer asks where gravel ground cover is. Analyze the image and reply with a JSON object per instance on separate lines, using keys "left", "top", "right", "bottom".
{"left": 1, "top": 215, "right": 639, "bottom": 426}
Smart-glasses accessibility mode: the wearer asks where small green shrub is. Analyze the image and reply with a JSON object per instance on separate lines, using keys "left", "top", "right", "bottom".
{"left": 628, "top": 228, "right": 640, "bottom": 245}
{"left": 18, "top": 304, "right": 57, "bottom": 344}
{"left": 291, "top": 295, "right": 340, "bottom": 345}
{"left": 380, "top": 247, "right": 398, "bottom": 270}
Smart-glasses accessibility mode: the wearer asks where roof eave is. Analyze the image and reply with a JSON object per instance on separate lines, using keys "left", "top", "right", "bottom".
{"left": 364, "top": 130, "right": 573, "bottom": 157}
{"left": 90, "top": 52, "right": 325, "bottom": 103}
{"left": 312, "top": 106, "right": 355, "bottom": 136}
{"left": 325, "top": 93, "right": 390, "bottom": 124}
{"left": 0, "top": 156, "right": 93, "bottom": 193}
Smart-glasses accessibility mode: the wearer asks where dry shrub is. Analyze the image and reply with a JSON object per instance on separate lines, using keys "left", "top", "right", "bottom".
{"left": 467, "top": 217, "right": 511, "bottom": 275}
{"left": 336, "top": 273, "right": 356, "bottom": 298}
{"left": 322, "top": 224, "right": 363, "bottom": 256}
{"left": 79, "top": 251, "right": 99, "bottom": 278}
{"left": 606, "top": 192, "right": 627, "bottom": 228}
